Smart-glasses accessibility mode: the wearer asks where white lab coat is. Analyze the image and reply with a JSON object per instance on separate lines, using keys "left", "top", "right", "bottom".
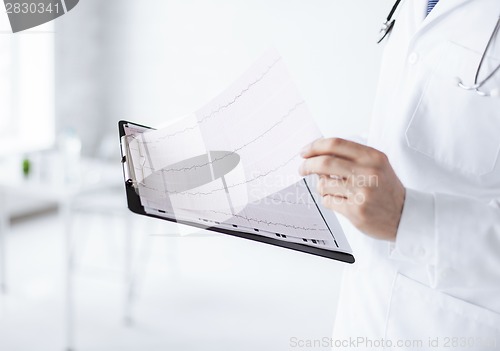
{"left": 333, "top": 0, "right": 500, "bottom": 350}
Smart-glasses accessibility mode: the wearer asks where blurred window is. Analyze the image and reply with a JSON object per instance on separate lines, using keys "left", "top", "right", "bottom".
{"left": 0, "top": 16, "right": 55, "bottom": 155}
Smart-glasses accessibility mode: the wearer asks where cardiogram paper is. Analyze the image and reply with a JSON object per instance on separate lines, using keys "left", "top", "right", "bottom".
{"left": 127, "top": 50, "right": 323, "bottom": 225}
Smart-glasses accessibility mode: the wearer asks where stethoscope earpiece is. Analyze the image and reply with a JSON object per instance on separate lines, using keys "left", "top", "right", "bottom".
{"left": 455, "top": 77, "right": 500, "bottom": 98}
{"left": 377, "top": 0, "right": 402, "bottom": 44}
{"left": 455, "top": 78, "right": 480, "bottom": 91}
{"left": 377, "top": 19, "right": 395, "bottom": 44}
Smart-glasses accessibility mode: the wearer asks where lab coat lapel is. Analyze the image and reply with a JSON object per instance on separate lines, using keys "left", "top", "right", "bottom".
{"left": 413, "top": 0, "right": 472, "bottom": 38}
{"left": 410, "top": 0, "right": 500, "bottom": 53}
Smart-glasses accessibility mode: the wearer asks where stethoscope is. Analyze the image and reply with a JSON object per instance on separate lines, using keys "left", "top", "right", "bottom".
{"left": 378, "top": 0, "right": 500, "bottom": 98}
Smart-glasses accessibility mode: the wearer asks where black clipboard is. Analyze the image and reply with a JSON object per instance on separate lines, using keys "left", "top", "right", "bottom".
{"left": 118, "top": 120, "right": 354, "bottom": 263}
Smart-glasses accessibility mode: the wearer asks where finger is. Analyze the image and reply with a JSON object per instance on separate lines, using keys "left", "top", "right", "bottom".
{"left": 321, "top": 194, "right": 349, "bottom": 215}
{"left": 299, "top": 155, "right": 354, "bottom": 177}
{"left": 301, "top": 137, "right": 371, "bottom": 160}
{"left": 316, "top": 175, "right": 355, "bottom": 198}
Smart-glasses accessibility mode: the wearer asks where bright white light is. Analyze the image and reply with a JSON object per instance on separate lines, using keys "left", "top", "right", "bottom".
{"left": 0, "top": 16, "right": 55, "bottom": 155}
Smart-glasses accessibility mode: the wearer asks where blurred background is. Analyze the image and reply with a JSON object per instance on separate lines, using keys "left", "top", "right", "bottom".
{"left": 0, "top": 0, "right": 392, "bottom": 350}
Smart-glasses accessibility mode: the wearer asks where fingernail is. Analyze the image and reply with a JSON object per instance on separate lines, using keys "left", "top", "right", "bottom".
{"left": 300, "top": 144, "right": 311, "bottom": 157}
{"left": 298, "top": 163, "right": 305, "bottom": 175}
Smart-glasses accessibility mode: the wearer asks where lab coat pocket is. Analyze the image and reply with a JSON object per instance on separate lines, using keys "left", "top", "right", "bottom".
{"left": 385, "top": 273, "right": 500, "bottom": 351}
{"left": 405, "top": 41, "right": 500, "bottom": 177}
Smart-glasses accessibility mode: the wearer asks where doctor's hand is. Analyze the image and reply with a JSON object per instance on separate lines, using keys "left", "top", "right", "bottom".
{"left": 299, "top": 138, "right": 406, "bottom": 241}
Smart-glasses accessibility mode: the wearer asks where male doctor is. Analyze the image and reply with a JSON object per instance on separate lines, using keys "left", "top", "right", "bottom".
{"left": 299, "top": 0, "right": 500, "bottom": 349}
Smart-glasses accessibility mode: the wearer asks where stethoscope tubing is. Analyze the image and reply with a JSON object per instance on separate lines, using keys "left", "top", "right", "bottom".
{"left": 378, "top": 1, "right": 500, "bottom": 97}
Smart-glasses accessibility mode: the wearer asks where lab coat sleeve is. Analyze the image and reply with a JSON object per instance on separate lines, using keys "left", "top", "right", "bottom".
{"left": 391, "top": 188, "right": 500, "bottom": 289}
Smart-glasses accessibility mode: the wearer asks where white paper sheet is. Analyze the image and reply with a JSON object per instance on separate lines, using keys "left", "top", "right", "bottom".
{"left": 124, "top": 50, "right": 352, "bottom": 253}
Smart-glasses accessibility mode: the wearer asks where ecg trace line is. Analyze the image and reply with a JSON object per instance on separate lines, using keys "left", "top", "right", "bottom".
{"left": 205, "top": 210, "right": 329, "bottom": 232}
{"left": 141, "top": 57, "right": 283, "bottom": 142}
{"left": 138, "top": 153, "right": 300, "bottom": 197}
{"left": 196, "top": 57, "right": 282, "bottom": 125}
{"left": 170, "top": 153, "right": 299, "bottom": 196}
{"left": 150, "top": 101, "right": 306, "bottom": 173}
{"left": 129, "top": 100, "right": 304, "bottom": 177}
